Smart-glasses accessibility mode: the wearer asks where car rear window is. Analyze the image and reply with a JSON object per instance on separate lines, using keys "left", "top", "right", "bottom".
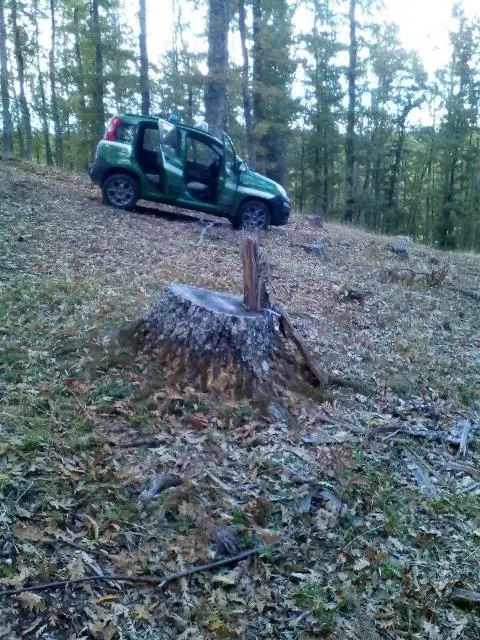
{"left": 117, "top": 122, "right": 135, "bottom": 143}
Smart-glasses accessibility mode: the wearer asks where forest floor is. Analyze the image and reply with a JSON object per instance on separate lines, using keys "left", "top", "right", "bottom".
{"left": 0, "top": 156, "right": 479, "bottom": 640}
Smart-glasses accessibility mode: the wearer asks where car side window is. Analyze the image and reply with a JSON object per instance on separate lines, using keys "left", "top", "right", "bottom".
{"left": 117, "top": 123, "right": 135, "bottom": 143}
{"left": 224, "top": 142, "right": 235, "bottom": 173}
{"left": 187, "top": 136, "right": 218, "bottom": 167}
{"left": 143, "top": 127, "right": 160, "bottom": 152}
{"left": 159, "top": 121, "right": 181, "bottom": 158}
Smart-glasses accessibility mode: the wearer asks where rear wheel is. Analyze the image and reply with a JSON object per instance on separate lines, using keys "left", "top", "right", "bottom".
{"left": 234, "top": 199, "right": 270, "bottom": 231}
{"left": 102, "top": 173, "right": 139, "bottom": 211}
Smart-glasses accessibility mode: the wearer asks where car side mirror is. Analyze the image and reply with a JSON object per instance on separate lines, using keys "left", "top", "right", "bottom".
{"left": 235, "top": 160, "right": 247, "bottom": 173}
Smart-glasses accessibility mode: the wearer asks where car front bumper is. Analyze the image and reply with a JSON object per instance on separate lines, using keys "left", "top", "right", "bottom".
{"left": 270, "top": 194, "right": 291, "bottom": 226}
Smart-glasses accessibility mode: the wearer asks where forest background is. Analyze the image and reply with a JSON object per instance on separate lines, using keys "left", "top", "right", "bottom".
{"left": 1, "top": 0, "right": 480, "bottom": 250}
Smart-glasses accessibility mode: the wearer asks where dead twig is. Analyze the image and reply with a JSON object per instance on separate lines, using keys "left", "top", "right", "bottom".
{"left": 196, "top": 221, "right": 217, "bottom": 246}
{"left": 457, "top": 481, "right": 480, "bottom": 494}
{"left": 459, "top": 420, "right": 473, "bottom": 456}
{"left": 403, "top": 448, "right": 437, "bottom": 498}
{"left": 112, "top": 437, "right": 163, "bottom": 449}
{"left": 0, "top": 547, "right": 265, "bottom": 597}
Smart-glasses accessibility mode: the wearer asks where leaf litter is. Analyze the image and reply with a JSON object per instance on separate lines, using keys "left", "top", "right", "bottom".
{"left": 0, "top": 158, "right": 479, "bottom": 638}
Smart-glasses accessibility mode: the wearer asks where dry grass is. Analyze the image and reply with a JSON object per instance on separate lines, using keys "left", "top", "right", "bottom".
{"left": 0, "top": 158, "right": 479, "bottom": 639}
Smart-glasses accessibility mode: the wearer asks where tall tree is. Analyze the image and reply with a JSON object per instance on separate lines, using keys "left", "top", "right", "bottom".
{"left": 11, "top": 0, "right": 32, "bottom": 158}
{"left": 205, "top": 0, "right": 229, "bottom": 138}
{"left": 238, "top": 0, "right": 254, "bottom": 165}
{"left": 91, "top": 0, "right": 105, "bottom": 143}
{"left": 0, "top": 0, "right": 13, "bottom": 153}
{"left": 344, "top": 0, "right": 358, "bottom": 222}
{"left": 139, "top": 0, "right": 150, "bottom": 115}
{"left": 32, "top": 0, "right": 53, "bottom": 165}
{"left": 251, "top": 0, "right": 295, "bottom": 185}
{"left": 49, "top": 0, "right": 64, "bottom": 164}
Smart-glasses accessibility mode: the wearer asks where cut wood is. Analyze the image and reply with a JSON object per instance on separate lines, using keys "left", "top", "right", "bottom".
{"left": 241, "top": 235, "right": 267, "bottom": 311}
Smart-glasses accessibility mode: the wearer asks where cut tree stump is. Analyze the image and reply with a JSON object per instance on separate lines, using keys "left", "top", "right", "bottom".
{"left": 119, "top": 235, "right": 327, "bottom": 398}
{"left": 133, "top": 282, "right": 275, "bottom": 395}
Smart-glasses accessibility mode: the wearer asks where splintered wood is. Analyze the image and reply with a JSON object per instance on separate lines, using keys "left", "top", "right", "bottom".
{"left": 241, "top": 235, "right": 267, "bottom": 311}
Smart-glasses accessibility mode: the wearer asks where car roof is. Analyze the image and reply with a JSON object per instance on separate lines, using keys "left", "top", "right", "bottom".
{"left": 117, "top": 113, "right": 223, "bottom": 145}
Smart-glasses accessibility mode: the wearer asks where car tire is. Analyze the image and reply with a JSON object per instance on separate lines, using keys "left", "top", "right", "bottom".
{"left": 234, "top": 199, "right": 271, "bottom": 231}
{"left": 102, "top": 173, "right": 139, "bottom": 211}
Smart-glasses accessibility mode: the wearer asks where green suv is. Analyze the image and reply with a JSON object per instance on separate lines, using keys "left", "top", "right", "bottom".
{"left": 89, "top": 114, "right": 291, "bottom": 230}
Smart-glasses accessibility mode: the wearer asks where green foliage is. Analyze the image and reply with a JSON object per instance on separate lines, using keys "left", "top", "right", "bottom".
{"left": 1, "top": 0, "right": 480, "bottom": 249}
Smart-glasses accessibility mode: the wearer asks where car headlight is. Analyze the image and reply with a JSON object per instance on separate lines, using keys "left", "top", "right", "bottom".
{"left": 277, "top": 184, "right": 288, "bottom": 199}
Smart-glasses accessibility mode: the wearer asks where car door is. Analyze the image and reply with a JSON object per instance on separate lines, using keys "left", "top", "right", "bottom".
{"left": 157, "top": 119, "right": 184, "bottom": 198}
{"left": 217, "top": 133, "right": 239, "bottom": 212}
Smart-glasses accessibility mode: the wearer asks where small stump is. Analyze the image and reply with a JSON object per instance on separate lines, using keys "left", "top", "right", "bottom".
{"left": 134, "top": 283, "right": 277, "bottom": 395}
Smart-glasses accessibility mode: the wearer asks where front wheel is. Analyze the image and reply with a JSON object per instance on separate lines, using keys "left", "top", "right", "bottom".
{"left": 102, "top": 173, "right": 139, "bottom": 211}
{"left": 234, "top": 199, "right": 270, "bottom": 231}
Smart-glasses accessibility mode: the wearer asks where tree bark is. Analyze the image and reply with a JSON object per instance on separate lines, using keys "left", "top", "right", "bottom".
{"left": 11, "top": 0, "right": 32, "bottom": 158}
{"left": 238, "top": 0, "right": 254, "bottom": 166}
{"left": 72, "top": 6, "right": 90, "bottom": 165}
{"left": 49, "top": 0, "right": 64, "bottom": 165}
{"left": 91, "top": 0, "right": 105, "bottom": 144}
{"left": 205, "top": 0, "right": 229, "bottom": 138}
{"left": 251, "top": 0, "right": 263, "bottom": 173}
{"left": 139, "top": 0, "right": 150, "bottom": 115}
{"left": 344, "top": 0, "right": 357, "bottom": 223}
{"left": 241, "top": 236, "right": 267, "bottom": 311}
{"left": 132, "top": 283, "right": 275, "bottom": 396}
{"left": 0, "top": 0, "right": 13, "bottom": 154}
{"left": 33, "top": 0, "right": 53, "bottom": 165}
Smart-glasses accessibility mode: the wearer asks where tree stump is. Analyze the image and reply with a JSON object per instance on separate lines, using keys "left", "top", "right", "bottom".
{"left": 121, "top": 236, "right": 327, "bottom": 398}
{"left": 134, "top": 282, "right": 276, "bottom": 395}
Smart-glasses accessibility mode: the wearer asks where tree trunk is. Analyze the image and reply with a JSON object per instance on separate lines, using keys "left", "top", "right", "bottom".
{"left": 238, "top": 0, "right": 254, "bottom": 166}
{"left": 49, "top": 0, "right": 63, "bottom": 165}
{"left": 251, "top": 0, "right": 263, "bottom": 173}
{"left": 91, "top": 0, "right": 105, "bottom": 144}
{"left": 72, "top": 6, "right": 89, "bottom": 164}
{"left": 344, "top": 0, "right": 357, "bottom": 223}
{"left": 33, "top": 0, "right": 53, "bottom": 165}
{"left": 386, "top": 103, "right": 410, "bottom": 211}
{"left": 205, "top": 0, "right": 229, "bottom": 138}
{"left": 0, "top": 0, "right": 13, "bottom": 154}
{"left": 11, "top": 0, "right": 32, "bottom": 158}
{"left": 139, "top": 0, "right": 150, "bottom": 115}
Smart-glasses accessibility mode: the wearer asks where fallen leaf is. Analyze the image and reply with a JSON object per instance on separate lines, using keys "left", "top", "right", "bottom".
{"left": 353, "top": 558, "right": 370, "bottom": 571}
{"left": 15, "top": 592, "right": 45, "bottom": 612}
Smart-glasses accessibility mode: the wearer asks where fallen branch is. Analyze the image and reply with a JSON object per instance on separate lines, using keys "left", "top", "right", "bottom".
{"left": 277, "top": 307, "right": 328, "bottom": 387}
{"left": 112, "top": 437, "right": 163, "bottom": 449}
{"left": 0, "top": 547, "right": 264, "bottom": 597}
{"left": 440, "top": 461, "right": 480, "bottom": 479}
{"left": 450, "top": 588, "right": 480, "bottom": 606}
{"left": 404, "top": 448, "right": 437, "bottom": 498}
{"left": 447, "top": 283, "right": 480, "bottom": 301}
{"left": 459, "top": 420, "right": 474, "bottom": 456}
